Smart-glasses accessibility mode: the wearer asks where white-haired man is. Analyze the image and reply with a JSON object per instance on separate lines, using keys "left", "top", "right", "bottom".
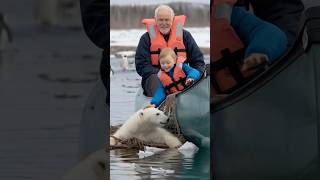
{"left": 135, "top": 5, "right": 205, "bottom": 97}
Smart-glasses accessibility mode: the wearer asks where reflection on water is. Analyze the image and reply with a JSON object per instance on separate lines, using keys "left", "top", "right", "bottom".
{"left": 110, "top": 148, "right": 210, "bottom": 180}
{"left": 110, "top": 57, "right": 141, "bottom": 125}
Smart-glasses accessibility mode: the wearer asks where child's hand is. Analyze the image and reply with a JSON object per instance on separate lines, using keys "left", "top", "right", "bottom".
{"left": 144, "top": 104, "right": 156, "bottom": 109}
{"left": 241, "top": 53, "right": 268, "bottom": 71}
{"left": 185, "top": 78, "right": 194, "bottom": 86}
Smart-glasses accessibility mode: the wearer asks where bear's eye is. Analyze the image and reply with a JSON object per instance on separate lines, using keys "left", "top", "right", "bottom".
{"left": 156, "top": 113, "right": 160, "bottom": 116}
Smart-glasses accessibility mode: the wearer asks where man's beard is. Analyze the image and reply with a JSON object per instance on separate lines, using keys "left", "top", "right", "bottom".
{"left": 161, "top": 29, "right": 170, "bottom": 35}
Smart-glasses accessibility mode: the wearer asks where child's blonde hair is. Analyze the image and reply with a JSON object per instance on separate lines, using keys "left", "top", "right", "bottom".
{"left": 159, "top": 48, "right": 177, "bottom": 63}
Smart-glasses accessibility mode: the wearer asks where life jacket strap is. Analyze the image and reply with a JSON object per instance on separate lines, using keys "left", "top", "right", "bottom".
{"left": 173, "top": 47, "right": 186, "bottom": 54}
{"left": 164, "top": 77, "right": 187, "bottom": 93}
{"left": 150, "top": 48, "right": 161, "bottom": 54}
{"left": 213, "top": 48, "right": 244, "bottom": 81}
{"left": 150, "top": 47, "right": 186, "bottom": 55}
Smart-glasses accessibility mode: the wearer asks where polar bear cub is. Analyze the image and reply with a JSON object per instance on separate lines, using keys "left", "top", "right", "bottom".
{"left": 110, "top": 107, "right": 182, "bottom": 148}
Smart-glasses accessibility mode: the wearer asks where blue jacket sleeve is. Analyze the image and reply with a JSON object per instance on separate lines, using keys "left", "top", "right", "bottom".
{"left": 150, "top": 80, "right": 166, "bottom": 107}
{"left": 231, "top": 7, "right": 288, "bottom": 63}
{"left": 182, "top": 64, "right": 201, "bottom": 81}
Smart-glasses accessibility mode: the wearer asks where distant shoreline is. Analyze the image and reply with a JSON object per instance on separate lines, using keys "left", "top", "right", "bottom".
{"left": 110, "top": 46, "right": 210, "bottom": 55}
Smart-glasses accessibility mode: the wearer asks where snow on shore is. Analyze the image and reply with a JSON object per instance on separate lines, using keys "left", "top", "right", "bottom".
{"left": 110, "top": 27, "right": 209, "bottom": 48}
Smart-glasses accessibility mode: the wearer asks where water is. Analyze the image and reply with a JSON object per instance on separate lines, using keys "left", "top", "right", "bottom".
{"left": 0, "top": 16, "right": 100, "bottom": 180}
{"left": 0, "top": 1, "right": 102, "bottom": 179}
{"left": 110, "top": 148, "right": 210, "bottom": 180}
{"left": 110, "top": 56, "right": 140, "bottom": 125}
{"left": 110, "top": 56, "right": 210, "bottom": 180}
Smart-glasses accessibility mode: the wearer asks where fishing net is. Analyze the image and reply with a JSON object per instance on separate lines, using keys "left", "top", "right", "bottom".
{"left": 159, "top": 92, "right": 186, "bottom": 143}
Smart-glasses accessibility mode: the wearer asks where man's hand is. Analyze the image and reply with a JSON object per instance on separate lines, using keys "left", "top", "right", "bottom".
{"left": 185, "top": 78, "right": 194, "bottom": 86}
{"left": 241, "top": 53, "right": 268, "bottom": 71}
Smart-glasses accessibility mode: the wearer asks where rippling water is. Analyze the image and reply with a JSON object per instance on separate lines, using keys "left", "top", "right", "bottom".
{"left": 110, "top": 148, "right": 210, "bottom": 180}
{"left": 110, "top": 56, "right": 140, "bottom": 125}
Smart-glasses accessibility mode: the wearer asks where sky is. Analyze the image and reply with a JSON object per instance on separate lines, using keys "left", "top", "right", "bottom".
{"left": 110, "top": 0, "right": 209, "bottom": 5}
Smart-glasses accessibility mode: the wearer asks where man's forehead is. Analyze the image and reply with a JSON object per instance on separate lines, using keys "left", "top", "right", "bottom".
{"left": 157, "top": 9, "right": 171, "bottom": 17}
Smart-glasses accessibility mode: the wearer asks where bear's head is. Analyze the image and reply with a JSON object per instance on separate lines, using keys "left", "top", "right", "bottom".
{"left": 139, "top": 107, "right": 169, "bottom": 127}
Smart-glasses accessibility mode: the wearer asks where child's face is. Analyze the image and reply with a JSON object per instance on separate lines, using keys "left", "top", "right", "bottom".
{"left": 160, "top": 55, "right": 175, "bottom": 72}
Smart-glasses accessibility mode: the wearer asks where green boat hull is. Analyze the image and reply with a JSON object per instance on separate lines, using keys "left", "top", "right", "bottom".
{"left": 176, "top": 75, "right": 210, "bottom": 148}
{"left": 212, "top": 6, "right": 320, "bottom": 179}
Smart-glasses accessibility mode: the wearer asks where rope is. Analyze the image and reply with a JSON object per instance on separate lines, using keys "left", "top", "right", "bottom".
{"left": 159, "top": 92, "right": 186, "bottom": 143}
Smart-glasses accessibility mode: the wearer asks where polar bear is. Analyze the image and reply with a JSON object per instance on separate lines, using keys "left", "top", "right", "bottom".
{"left": 110, "top": 107, "right": 182, "bottom": 148}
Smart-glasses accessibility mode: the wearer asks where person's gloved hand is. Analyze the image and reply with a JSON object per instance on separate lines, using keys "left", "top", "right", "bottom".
{"left": 241, "top": 53, "right": 268, "bottom": 71}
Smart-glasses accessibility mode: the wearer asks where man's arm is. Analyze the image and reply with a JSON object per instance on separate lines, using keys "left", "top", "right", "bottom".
{"left": 79, "top": 0, "right": 108, "bottom": 49}
{"left": 135, "top": 33, "right": 159, "bottom": 79}
{"left": 183, "top": 30, "right": 206, "bottom": 74}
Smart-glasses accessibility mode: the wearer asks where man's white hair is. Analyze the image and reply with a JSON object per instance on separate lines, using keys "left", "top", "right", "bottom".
{"left": 154, "top": 5, "right": 175, "bottom": 20}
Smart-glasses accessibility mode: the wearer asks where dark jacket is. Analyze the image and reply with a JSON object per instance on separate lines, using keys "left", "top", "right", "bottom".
{"left": 248, "top": 0, "right": 304, "bottom": 47}
{"left": 80, "top": 0, "right": 109, "bottom": 93}
{"left": 135, "top": 30, "right": 205, "bottom": 85}
{"left": 79, "top": 0, "right": 108, "bottom": 49}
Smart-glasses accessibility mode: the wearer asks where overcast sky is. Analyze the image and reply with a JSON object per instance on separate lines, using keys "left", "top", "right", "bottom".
{"left": 110, "top": 0, "right": 209, "bottom": 5}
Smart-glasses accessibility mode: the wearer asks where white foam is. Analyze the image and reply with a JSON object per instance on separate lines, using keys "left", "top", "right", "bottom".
{"left": 137, "top": 150, "right": 155, "bottom": 158}
{"left": 150, "top": 167, "right": 175, "bottom": 174}
{"left": 144, "top": 146, "right": 166, "bottom": 153}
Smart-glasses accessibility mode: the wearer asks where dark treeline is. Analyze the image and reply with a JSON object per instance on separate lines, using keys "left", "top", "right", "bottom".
{"left": 110, "top": 2, "right": 210, "bottom": 29}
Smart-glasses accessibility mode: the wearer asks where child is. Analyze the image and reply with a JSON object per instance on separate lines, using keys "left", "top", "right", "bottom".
{"left": 150, "top": 48, "right": 201, "bottom": 107}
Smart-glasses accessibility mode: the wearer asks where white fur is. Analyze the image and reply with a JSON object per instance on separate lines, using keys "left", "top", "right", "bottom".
{"left": 110, "top": 107, "right": 182, "bottom": 148}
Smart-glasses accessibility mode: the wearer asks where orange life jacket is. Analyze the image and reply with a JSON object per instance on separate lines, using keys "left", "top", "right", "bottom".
{"left": 142, "top": 15, "right": 187, "bottom": 65}
{"left": 212, "top": 4, "right": 257, "bottom": 95}
{"left": 157, "top": 63, "right": 187, "bottom": 94}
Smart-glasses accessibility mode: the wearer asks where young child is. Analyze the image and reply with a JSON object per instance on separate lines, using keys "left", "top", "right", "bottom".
{"left": 150, "top": 48, "right": 201, "bottom": 107}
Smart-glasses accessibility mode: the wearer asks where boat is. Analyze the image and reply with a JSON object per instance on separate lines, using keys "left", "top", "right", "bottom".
{"left": 175, "top": 71, "right": 210, "bottom": 148}
{"left": 212, "top": 6, "right": 320, "bottom": 179}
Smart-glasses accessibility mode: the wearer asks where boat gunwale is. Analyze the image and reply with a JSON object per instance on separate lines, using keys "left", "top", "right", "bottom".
{"left": 212, "top": 6, "right": 320, "bottom": 112}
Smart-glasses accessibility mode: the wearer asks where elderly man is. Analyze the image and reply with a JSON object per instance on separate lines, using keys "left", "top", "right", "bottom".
{"left": 135, "top": 5, "right": 206, "bottom": 97}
